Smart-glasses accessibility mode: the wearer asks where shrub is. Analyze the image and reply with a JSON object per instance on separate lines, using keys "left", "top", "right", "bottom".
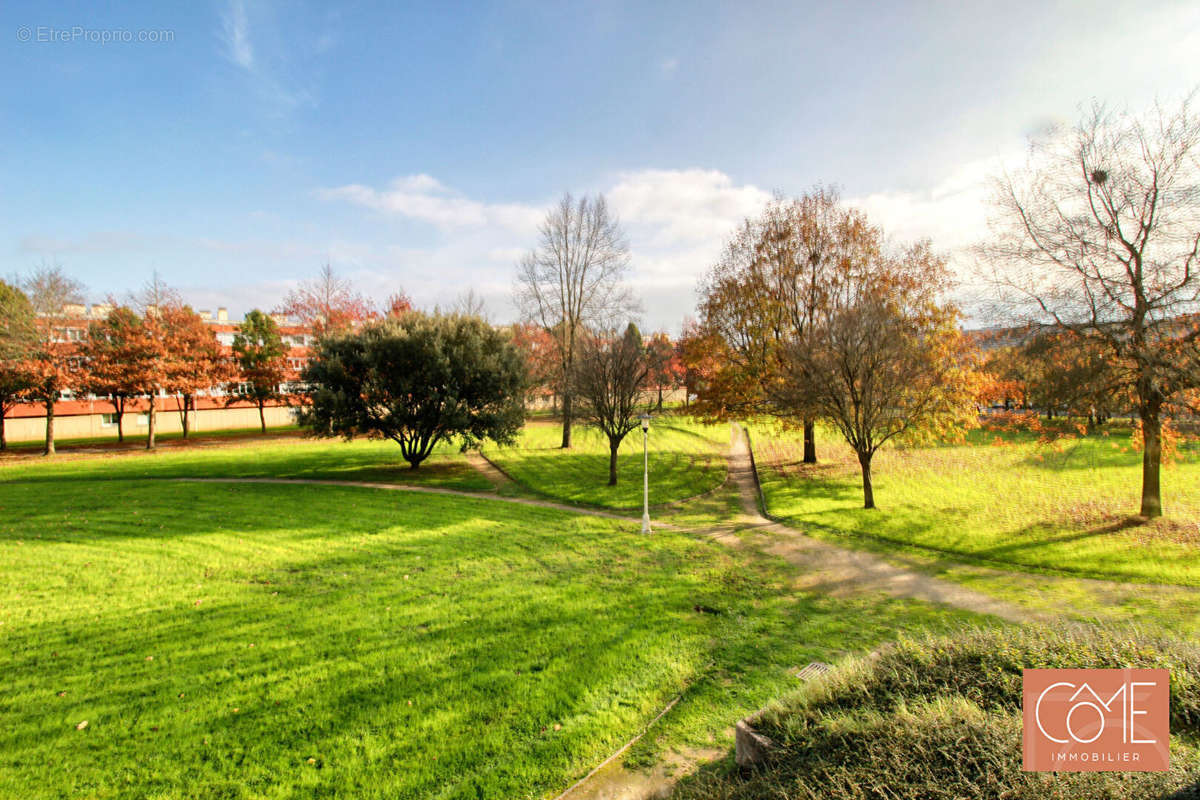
{"left": 674, "top": 626, "right": 1200, "bottom": 799}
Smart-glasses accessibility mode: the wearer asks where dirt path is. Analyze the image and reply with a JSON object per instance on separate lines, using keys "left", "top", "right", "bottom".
{"left": 174, "top": 477, "right": 641, "bottom": 522}
{"left": 719, "top": 426, "right": 1033, "bottom": 623}
{"left": 466, "top": 451, "right": 514, "bottom": 490}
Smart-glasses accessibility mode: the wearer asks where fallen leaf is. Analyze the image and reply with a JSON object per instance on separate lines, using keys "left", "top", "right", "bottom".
{"left": 76, "top": 720, "right": 88, "bottom": 730}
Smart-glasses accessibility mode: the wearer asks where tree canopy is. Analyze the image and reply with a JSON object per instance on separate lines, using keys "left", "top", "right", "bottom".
{"left": 300, "top": 313, "right": 527, "bottom": 468}
{"left": 229, "top": 310, "right": 289, "bottom": 433}
{"left": 572, "top": 323, "right": 653, "bottom": 485}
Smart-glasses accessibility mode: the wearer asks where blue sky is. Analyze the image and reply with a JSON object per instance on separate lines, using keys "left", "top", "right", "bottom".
{"left": 2, "top": 0, "right": 1198, "bottom": 330}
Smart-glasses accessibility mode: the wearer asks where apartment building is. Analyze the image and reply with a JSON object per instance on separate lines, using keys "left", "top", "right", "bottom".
{"left": 4, "top": 306, "right": 314, "bottom": 444}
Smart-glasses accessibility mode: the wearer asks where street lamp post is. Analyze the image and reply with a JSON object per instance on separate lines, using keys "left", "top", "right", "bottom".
{"left": 640, "top": 414, "right": 652, "bottom": 534}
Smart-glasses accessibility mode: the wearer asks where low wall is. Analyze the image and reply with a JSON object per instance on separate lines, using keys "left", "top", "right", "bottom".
{"left": 3, "top": 405, "right": 300, "bottom": 443}
{"left": 526, "top": 387, "right": 688, "bottom": 412}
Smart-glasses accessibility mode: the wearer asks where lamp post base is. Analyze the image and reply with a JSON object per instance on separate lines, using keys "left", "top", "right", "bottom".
{"left": 641, "top": 513, "right": 652, "bottom": 534}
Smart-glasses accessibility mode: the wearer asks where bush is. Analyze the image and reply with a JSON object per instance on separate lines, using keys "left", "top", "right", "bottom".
{"left": 300, "top": 313, "right": 527, "bottom": 468}
{"left": 674, "top": 626, "right": 1200, "bottom": 799}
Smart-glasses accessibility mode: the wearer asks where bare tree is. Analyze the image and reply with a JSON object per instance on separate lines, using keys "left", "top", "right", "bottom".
{"left": 516, "top": 193, "right": 637, "bottom": 448}
{"left": 24, "top": 262, "right": 85, "bottom": 316}
{"left": 129, "top": 270, "right": 182, "bottom": 314}
{"left": 452, "top": 288, "right": 489, "bottom": 320}
{"left": 981, "top": 93, "right": 1200, "bottom": 518}
{"left": 572, "top": 323, "right": 652, "bottom": 486}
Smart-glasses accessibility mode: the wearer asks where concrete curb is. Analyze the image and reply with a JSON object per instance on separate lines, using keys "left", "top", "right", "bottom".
{"left": 734, "top": 711, "right": 777, "bottom": 767}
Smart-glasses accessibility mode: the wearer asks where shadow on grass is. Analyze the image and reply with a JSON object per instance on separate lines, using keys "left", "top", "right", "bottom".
{"left": 0, "top": 448, "right": 492, "bottom": 493}
{"left": 1, "top": 479, "right": 983, "bottom": 799}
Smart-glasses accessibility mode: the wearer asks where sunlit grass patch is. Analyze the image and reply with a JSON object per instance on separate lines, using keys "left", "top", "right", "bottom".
{"left": 750, "top": 424, "right": 1200, "bottom": 586}
{"left": 0, "top": 477, "right": 980, "bottom": 799}
{"left": 485, "top": 416, "right": 730, "bottom": 510}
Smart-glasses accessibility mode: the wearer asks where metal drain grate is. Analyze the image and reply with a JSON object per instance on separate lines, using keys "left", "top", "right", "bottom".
{"left": 790, "top": 661, "right": 832, "bottom": 681}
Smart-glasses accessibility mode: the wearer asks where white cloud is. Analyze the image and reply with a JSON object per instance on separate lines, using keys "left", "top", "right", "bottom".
{"left": 31, "top": 164, "right": 1010, "bottom": 333}
{"left": 609, "top": 168, "right": 771, "bottom": 250}
{"left": 316, "top": 174, "right": 543, "bottom": 233}
{"left": 846, "top": 155, "right": 1001, "bottom": 255}
{"left": 220, "top": 0, "right": 254, "bottom": 69}
{"left": 217, "top": 0, "right": 315, "bottom": 112}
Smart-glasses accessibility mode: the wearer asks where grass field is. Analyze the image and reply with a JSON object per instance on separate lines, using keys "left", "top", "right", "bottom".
{"left": 484, "top": 416, "right": 730, "bottom": 510}
{"left": 750, "top": 424, "right": 1200, "bottom": 586}
{"left": 0, "top": 444, "right": 980, "bottom": 799}
{"left": 0, "top": 436, "right": 493, "bottom": 492}
{"left": 0, "top": 423, "right": 305, "bottom": 453}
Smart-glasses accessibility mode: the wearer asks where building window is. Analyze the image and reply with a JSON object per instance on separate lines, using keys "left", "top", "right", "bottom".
{"left": 137, "top": 414, "right": 150, "bottom": 426}
{"left": 101, "top": 413, "right": 117, "bottom": 427}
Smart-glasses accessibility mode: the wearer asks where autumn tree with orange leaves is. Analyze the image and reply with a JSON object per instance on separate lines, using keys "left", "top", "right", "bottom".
{"left": 510, "top": 322, "right": 560, "bottom": 405}
{"left": 21, "top": 266, "right": 87, "bottom": 456}
{"left": 982, "top": 95, "right": 1200, "bottom": 517}
{"left": 385, "top": 291, "right": 414, "bottom": 317}
{"left": 777, "top": 235, "right": 977, "bottom": 509}
{"left": 644, "top": 331, "right": 683, "bottom": 409}
{"left": 82, "top": 305, "right": 155, "bottom": 443}
{"left": 694, "top": 189, "right": 866, "bottom": 463}
{"left": 279, "top": 264, "right": 375, "bottom": 337}
{"left": 162, "top": 305, "right": 234, "bottom": 438}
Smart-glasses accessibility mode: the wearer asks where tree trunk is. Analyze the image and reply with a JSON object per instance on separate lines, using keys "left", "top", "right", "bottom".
{"left": 259, "top": 402, "right": 266, "bottom": 433}
{"left": 1139, "top": 400, "right": 1163, "bottom": 518}
{"left": 657, "top": 385, "right": 663, "bottom": 410}
{"left": 608, "top": 437, "right": 619, "bottom": 486}
{"left": 116, "top": 397, "right": 125, "bottom": 443}
{"left": 1, "top": 410, "right": 6, "bottom": 451}
{"left": 146, "top": 399, "right": 156, "bottom": 450}
{"left": 561, "top": 392, "right": 573, "bottom": 448}
{"left": 180, "top": 395, "right": 191, "bottom": 439}
{"left": 858, "top": 450, "right": 875, "bottom": 509}
{"left": 44, "top": 397, "right": 55, "bottom": 456}
{"left": 802, "top": 419, "right": 817, "bottom": 464}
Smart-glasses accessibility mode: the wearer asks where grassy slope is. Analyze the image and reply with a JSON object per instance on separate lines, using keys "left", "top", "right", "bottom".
{"left": 0, "top": 463, "right": 980, "bottom": 799}
{"left": 750, "top": 424, "right": 1200, "bottom": 587}
{"left": 672, "top": 627, "right": 1200, "bottom": 800}
{"left": 484, "top": 417, "right": 730, "bottom": 510}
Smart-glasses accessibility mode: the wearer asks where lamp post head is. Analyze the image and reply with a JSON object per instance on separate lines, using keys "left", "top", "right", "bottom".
{"left": 640, "top": 414, "right": 651, "bottom": 432}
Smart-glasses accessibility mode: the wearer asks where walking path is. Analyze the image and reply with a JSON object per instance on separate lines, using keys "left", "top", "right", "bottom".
{"left": 713, "top": 427, "right": 1032, "bottom": 623}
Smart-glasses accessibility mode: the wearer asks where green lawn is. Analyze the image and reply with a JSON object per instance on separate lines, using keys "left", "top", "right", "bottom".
{"left": 0, "top": 451, "right": 981, "bottom": 799}
{"left": 0, "top": 423, "right": 305, "bottom": 452}
{"left": 0, "top": 436, "right": 493, "bottom": 492}
{"left": 484, "top": 416, "right": 730, "bottom": 510}
{"left": 749, "top": 424, "right": 1200, "bottom": 586}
